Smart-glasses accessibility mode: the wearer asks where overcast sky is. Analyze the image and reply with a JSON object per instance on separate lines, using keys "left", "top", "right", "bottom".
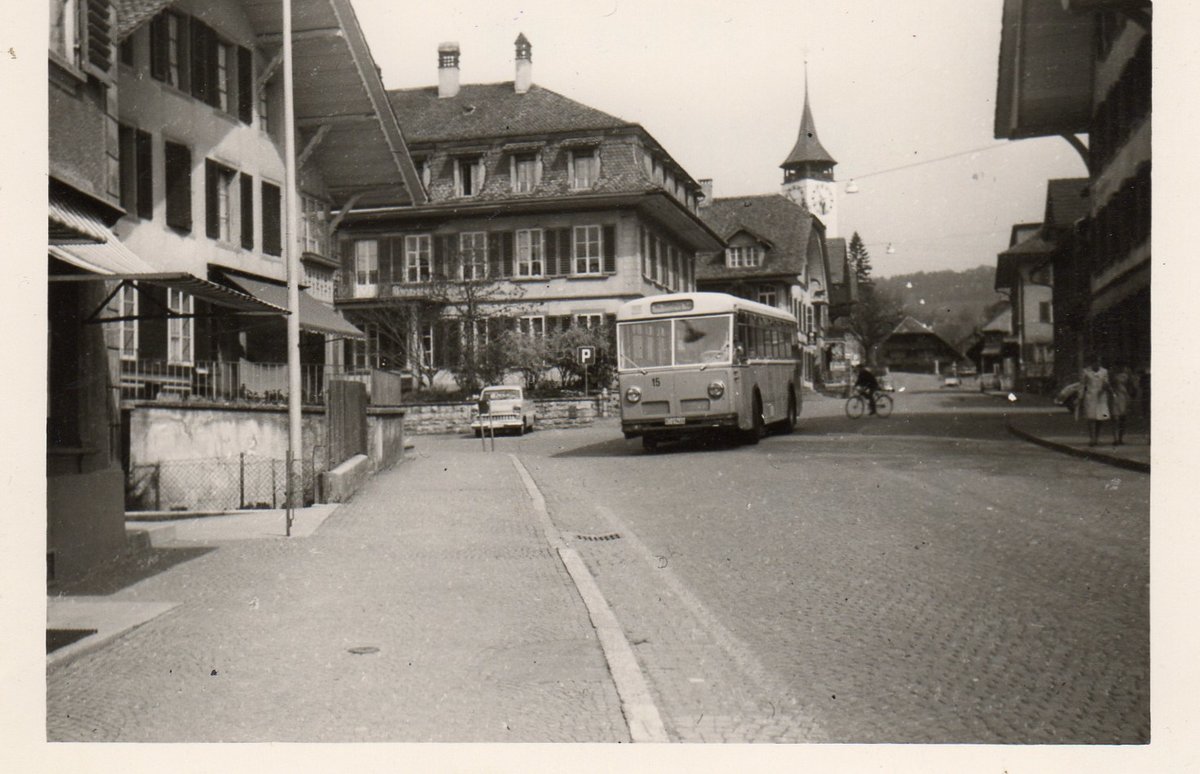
{"left": 352, "top": 0, "right": 1089, "bottom": 277}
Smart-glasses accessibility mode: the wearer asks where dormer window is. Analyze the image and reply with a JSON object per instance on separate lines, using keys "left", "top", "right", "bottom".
{"left": 726, "top": 245, "right": 764, "bottom": 268}
{"left": 454, "top": 155, "right": 485, "bottom": 197}
{"left": 569, "top": 148, "right": 599, "bottom": 190}
{"left": 511, "top": 153, "right": 540, "bottom": 193}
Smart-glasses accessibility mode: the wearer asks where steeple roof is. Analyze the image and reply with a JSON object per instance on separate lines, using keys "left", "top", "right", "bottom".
{"left": 781, "top": 80, "right": 836, "bottom": 169}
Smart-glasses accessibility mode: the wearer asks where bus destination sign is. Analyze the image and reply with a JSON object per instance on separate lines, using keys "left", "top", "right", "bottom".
{"left": 650, "top": 299, "right": 694, "bottom": 314}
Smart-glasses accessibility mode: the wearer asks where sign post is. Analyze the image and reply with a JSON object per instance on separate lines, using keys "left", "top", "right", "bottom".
{"left": 577, "top": 346, "right": 595, "bottom": 396}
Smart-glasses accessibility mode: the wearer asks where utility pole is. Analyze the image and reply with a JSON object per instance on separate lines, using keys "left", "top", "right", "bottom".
{"left": 283, "top": 0, "right": 301, "bottom": 536}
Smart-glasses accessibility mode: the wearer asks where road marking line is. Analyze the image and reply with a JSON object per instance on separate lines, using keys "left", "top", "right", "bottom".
{"left": 509, "top": 454, "right": 669, "bottom": 743}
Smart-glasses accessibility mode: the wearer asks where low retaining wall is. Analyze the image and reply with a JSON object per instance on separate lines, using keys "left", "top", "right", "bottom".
{"left": 403, "top": 396, "right": 618, "bottom": 435}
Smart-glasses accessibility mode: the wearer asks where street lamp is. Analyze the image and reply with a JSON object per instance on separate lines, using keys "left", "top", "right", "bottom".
{"left": 845, "top": 180, "right": 860, "bottom": 194}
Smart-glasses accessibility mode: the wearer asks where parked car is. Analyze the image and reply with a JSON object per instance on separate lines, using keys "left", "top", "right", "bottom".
{"left": 942, "top": 373, "right": 961, "bottom": 388}
{"left": 471, "top": 386, "right": 536, "bottom": 436}
{"left": 1055, "top": 382, "right": 1081, "bottom": 413}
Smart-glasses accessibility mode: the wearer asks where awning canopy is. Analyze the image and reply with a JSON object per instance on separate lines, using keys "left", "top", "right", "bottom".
{"left": 224, "top": 275, "right": 364, "bottom": 339}
{"left": 49, "top": 197, "right": 114, "bottom": 244}
{"left": 49, "top": 245, "right": 287, "bottom": 317}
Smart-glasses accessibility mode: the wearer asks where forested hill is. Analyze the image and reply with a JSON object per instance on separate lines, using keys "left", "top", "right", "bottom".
{"left": 874, "top": 266, "right": 1007, "bottom": 349}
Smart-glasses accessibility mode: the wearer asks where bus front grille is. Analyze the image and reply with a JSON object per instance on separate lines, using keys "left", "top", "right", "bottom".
{"left": 640, "top": 401, "right": 670, "bottom": 416}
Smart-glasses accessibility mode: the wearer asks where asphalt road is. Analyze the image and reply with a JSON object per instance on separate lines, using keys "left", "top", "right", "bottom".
{"left": 512, "top": 387, "right": 1150, "bottom": 743}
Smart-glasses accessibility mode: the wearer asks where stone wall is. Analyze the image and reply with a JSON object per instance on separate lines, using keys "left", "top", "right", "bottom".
{"left": 403, "top": 396, "right": 618, "bottom": 435}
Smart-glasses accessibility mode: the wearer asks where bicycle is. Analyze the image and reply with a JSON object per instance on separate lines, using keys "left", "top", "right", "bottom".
{"left": 845, "top": 389, "right": 893, "bottom": 419}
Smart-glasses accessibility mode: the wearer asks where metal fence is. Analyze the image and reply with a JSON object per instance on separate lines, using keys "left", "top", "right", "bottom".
{"left": 119, "top": 359, "right": 402, "bottom": 406}
{"left": 126, "top": 452, "right": 324, "bottom": 512}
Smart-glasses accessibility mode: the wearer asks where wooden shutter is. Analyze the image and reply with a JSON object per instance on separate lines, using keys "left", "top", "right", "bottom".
{"left": 602, "top": 225, "right": 616, "bottom": 273}
{"left": 487, "top": 233, "right": 502, "bottom": 278}
{"left": 237, "top": 46, "right": 253, "bottom": 124}
{"left": 81, "top": 0, "right": 115, "bottom": 77}
{"left": 544, "top": 227, "right": 559, "bottom": 276}
{"left": 559, "top": 229, "right": 573, "bottom": 275}
{"left": 262, "top": 181, "right": 281, "bottom": 256}
{"left": 205, "top": 160, "right": 220, "bottom": 239}
{"left": 501, "top": 232, "right": 515, "bottom": 278}
{"left": 164, "top": 141, "right": 192, "bottom": 232}
{"left": 431, "top": 235, "right": 445, "bottom": 280}
{"left": 149, "top": 12, "right": 168, "bottom": 81}
{"left": 240, "top": 173, "right": 254, "bottom": 250}
{"left": 191, "top": 20, "right": 218, "bottom": 106}
{"left": 135, "top": 130, "right": 153, "bottom": 220}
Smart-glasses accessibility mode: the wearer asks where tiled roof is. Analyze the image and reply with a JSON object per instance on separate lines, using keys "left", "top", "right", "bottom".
{"left": 388, "top": 83, "right": 633, "bottom": 144}
{"left": 889, "top": 316, "right": 935, "bottom": 336}
{"left": 1044, "top": 178, "right": 1090, "bottom": 230}
{"left": 695, "top": 195, "right": 817, "bottom": 281}
{"left": 981, "top": 305, "right": 1012, "bottom": 334}
{"left": 115, "top": 0, "right": 173, "bottom": 40}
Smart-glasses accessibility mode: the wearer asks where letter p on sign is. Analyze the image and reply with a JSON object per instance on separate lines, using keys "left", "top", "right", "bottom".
{"left": 577, "top": 346, "right": 595, "bottom": 365}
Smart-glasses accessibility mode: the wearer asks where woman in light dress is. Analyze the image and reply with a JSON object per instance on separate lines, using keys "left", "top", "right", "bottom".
{"left": 1075, "top": 354, "right": 1113, "bottom": 447}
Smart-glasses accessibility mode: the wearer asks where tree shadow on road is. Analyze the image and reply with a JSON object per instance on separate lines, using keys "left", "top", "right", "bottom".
{"left": 50, "top": 545, "right": 215, "bottom": 597}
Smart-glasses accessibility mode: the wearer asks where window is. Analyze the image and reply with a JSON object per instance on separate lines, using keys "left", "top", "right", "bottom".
{"left": 164, "top": 140, "right": 192, "bottom": 232}
{"left": 119, "top": 125, "right": 153, "bottom": 219}
{"left": 419, "top": 158, "right": 432, "bottom": 189}
{"left": 258, "top": 83, "right": 270, "bottom": 133}
{"left": 49, "top": 0, "right": 78, "bottom": 63}
{"left": 805, "top": 305, "right": 815, "bottom": 333}
{"left": 149, "top": 11, "right": 189, "bottom": 90}
{"left": 574, "top": 225, "right": 602, "bottom": 275}
{"left": 205, "top": 159, "right": 236, "bottom": 242}
{"left": 460, "top": 232, "right": 488, "bottom": 280}
{"left": 575, "top": 313, "right": 604, "bottom": 330}
{"left": 115, "top": 284, "right": 138, "bottom": 361}
{"left": 420, "top": 324, "right": 435, "bottom": 368}
{"left": 512, "top": 153, "right": 538, "bottom": 193}
{"left": 758, "top": 288, "right": 777, "bottom": 307}
{"left": 727, "top": 245, "right": 763, "bottom": 268}
{"left": 570, "top": 148, "right": 598, "bottom": 189}
{"left": 1039, "top": 301, "right": 1053, "bottom": 324}
{"left": 216, "top": 41, "right": 232, "bottom": 112}
{"left": 352, "top": 323, "right": 378, "bottom": 370}
{"left": 455, "top": 156, "right": 484, "bottom": 197}
{"left": 261, "top": 181, "right": 282, "bottom": 255}
{"left": 301, "top": 195, "right": 328, "bottom": 256}
{"left": 515, "top": 229, "right": 543, "bottom": 277}
{"left": 355, "top": 240, "right": 379, "bottom": 286}
{"left": 405, "top": 234, "right": 432, "bottom": 282}
{"left": 518, "top": 316, "right": 546, "bottom": 338}
{"left": 167, "top": 289, "right": 193, "bottom": 365}
{"left": 149, "top": 11, "right": 249, "bottom": 121}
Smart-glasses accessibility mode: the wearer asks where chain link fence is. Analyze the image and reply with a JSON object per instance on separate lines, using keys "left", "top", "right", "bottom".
{"left": 126, "top": 451, "right": 325, "bottom": 513}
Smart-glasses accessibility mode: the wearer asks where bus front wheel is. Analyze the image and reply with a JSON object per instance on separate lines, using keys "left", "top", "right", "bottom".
{"left": 743, "top": 393, "right": 765, "bottom": 445}
{"left": 778, "top": 389, "right": 797, "bottom": 434}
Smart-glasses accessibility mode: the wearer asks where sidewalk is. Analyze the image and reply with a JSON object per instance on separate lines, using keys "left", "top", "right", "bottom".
{"left": 47, "top": 444, "right": 628, "bottom": 742}
{"left": 986, "top": 391, "right": 1150, "bottom": 473}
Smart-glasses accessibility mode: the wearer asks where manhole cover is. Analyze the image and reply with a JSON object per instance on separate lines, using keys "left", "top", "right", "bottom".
{"left": 47, "top": 628, "right": 97, "bottom": 653}
{"left": 347, "top": 646, "right": 380, "bottom": 655}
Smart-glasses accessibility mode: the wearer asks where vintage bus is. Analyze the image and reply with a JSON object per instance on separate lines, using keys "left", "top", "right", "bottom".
{"left": 616, "top": 292, "right": 802, "bottom": 450}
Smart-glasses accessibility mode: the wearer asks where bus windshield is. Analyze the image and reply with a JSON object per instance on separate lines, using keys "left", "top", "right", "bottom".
{"left": 618, "top": 315, "right": 732, "bottom": 370}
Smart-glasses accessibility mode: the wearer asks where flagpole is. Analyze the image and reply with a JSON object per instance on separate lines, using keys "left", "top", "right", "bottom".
{"left": 282, "top": 0, "right": 302, "bottom": 535}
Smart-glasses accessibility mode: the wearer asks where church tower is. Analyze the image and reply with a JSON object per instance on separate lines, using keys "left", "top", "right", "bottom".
{"left": 781, "top": 71, "right": 838, "bottom": 237}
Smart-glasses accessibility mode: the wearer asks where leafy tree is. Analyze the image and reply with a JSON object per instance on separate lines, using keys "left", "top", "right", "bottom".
{"left": 500, "top": 329, "right": 551, "bottom": 393}
{"left": 849, "top": 232, "right": 873, "bottom": 287}
{"left": 346, "top": 299, "right": 444, "bottom": 388}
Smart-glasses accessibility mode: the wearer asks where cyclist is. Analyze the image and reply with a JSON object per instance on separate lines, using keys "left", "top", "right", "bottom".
{"left": 854, "top": 363, "right": 881, "bottom": 415}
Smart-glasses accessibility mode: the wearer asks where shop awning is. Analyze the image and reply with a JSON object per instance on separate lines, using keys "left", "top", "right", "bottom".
{"left": 49, "top": 243, "right": 288, "bottom": 317}
{"left": 224, "top": 275, "right": 364, "bottom": 339}
{"left": 49, "top": 197, "right": 115, "bottom": 244}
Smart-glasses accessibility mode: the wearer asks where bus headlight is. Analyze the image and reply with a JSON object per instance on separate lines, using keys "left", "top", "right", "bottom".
{"left": 625, "top": 386, "right": 642, "bottom": 404}
{"left": 707, "top": 380, "right": 725, "bottom": 399}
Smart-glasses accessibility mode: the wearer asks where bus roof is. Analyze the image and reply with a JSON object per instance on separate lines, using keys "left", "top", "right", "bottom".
{"left": 616, "top": 292, "right": 796, "bottom": 323}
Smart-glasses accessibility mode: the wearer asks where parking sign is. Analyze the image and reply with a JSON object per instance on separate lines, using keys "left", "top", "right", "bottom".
{"left": 577, "top": 346, "right": 595, "bottom": 365}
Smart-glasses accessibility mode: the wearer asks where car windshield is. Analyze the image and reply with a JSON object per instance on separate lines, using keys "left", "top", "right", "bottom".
{"left": 618, "top": 315, "right": 731, "bottom": 369}
{"left": 484, "top": 389, "right": 521, "bottom": 401}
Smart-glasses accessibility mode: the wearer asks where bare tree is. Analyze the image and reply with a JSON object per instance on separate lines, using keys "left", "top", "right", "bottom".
{"left": 847, "top": 283, "right": 904, "bottom": 366}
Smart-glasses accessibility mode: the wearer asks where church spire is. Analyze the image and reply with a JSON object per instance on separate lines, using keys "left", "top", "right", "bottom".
{"left": 781, "top": 66, "right": 836, "bottom": 174}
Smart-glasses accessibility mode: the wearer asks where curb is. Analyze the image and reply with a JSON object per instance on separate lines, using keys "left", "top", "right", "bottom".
{"left": 1007, "top": 423, "right": 1150, "bottom": 474}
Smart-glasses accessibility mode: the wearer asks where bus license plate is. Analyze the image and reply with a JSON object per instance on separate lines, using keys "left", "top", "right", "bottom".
{"left": 664, "top": 417, "right": 685, "bottom": 426}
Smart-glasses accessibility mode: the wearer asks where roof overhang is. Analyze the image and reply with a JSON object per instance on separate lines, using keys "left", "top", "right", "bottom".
{"left": 996, "top": 236, "right": 1056, "bottom": 290}
{"left": 345, "top": 191, "right": 726, "bottom": 253}
{"left": 239, "top": 0, "right": 426, "bottom": 208}
{"left": 994, "top": 0, "right": 1094, "bottom": 140}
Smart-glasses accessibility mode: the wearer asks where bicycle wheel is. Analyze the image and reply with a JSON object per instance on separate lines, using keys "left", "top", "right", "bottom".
{"left": 845, "top": 395, "right": 865, "bottom": 419}
{"left": 875, "top": 393, "right": 894, "bottom": 418}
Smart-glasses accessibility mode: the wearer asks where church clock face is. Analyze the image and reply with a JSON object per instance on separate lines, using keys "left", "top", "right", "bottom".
{"left": 813, "top": 184, "right": 833, "bottom": 216}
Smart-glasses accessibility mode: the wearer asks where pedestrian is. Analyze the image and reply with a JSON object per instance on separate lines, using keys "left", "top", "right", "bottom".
{"left": 1075, "top": 353, "right": 1112, "bottom": 447}
{"left": 1110, "top": 364, "right": 1139, "bottom": 446}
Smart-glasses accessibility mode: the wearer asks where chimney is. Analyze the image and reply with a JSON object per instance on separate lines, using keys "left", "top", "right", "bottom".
{"left": 514, "top": 33, "right": 532, "bottom": 94}
{"left": 437, "top": 42, "right": 460, "bottom": 99}
{"left": 699, "top": 179, "right": 713, "bottom": 207}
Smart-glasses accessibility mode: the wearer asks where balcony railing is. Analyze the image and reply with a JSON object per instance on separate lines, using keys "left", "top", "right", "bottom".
{"left": 118, "top": 359, "right": 404, "bottom": 406}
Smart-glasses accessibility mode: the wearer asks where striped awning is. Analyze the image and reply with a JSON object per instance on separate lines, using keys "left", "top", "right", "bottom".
{"left": 49, "top": 198, "right": 113, "bottom": 244}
